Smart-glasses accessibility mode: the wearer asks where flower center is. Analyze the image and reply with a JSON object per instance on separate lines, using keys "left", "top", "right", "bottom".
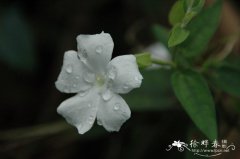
{"left": 95, "top": 74, "right": 105, "bottom": 86}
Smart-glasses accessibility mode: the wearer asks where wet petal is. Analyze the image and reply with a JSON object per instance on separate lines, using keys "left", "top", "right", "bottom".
{"left": 97, "top": 93, "right": 131, "bottom": 132}
{"left": 57, "top": 88, "right": 99, "bottom": 134}
{"left": 76, "top": 32, "right": 114, "bottom": 73}
{"left": 55, "top": 50, "right": 93, "bottom": 93}
{"left": 107, "top": 55, "right": 143, "bottom": 94}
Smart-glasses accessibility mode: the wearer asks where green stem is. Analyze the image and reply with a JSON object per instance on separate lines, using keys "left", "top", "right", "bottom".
{"left": 151, "top": 58, "right": 176, "bottom": 68}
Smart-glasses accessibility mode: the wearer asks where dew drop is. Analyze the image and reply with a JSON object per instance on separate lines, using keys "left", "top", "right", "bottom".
{"left": 88, "top": 116, "right": 94, "bottom": 124}
{"left": 77, "top": 124, "right": 83, "bottom": 133}
{"left": 66, "top": 64, "right": 73, "bottom": 73}
{"left": 123, "top": 84, "right": 129, "bottom": 90}
{"left": 82, "top": 49, "right": 88, "bottom": 58}
{"left": 81, "top": 58, "right": 87, "bottom": 64}
{"left": 79, "top": 90, "right": 88, "bottom": 97}
{"left": 84, "top": 72, "right": 95, "bottom": 83}
{"left": 87, "top": 103, "right": 92, "bottom": 107}
{"left": 95, "top": 45, "right": 103, "bottom": 54}
{"left": 113, "top": 103, "right": 120, "bottom": 111}
{"left": 77, "top": 124, "right": 82, "bottom": 129}
{"left": 134, "top": 76, "right": 142, "bottom": 84}
{"left": 102, "top": 90, "right": 113, "bottom": 101}
{"left": 79, "top": 49, "right": 88, "bottom": 63}
{"left": 97, "top": 120, "right": 102, "bottom": 126}
{"left": 75, "top": 76, "right": 80, "bottom": 79}
{"left": 108, "top": 66, "right": 117, "bottom": 80}
{"left": 88, "top": 120, "right": 93, "bottom": 124}
{"left": 73, "top": 84, "right": 77, "bottom": 88}
{"left": 134, "top": 76, "right": 141, "bottom": 81}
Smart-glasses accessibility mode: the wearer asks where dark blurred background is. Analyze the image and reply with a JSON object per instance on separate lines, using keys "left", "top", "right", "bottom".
{"left": 0, "top": 0, "right": 239, "bottom": 159}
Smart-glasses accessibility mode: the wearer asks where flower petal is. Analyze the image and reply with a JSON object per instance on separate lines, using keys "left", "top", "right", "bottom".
{"left": 57, "top": 88, "right": 99, "bottom": 134}
{"left": 97, "top": 92, "right": 131, "bottom": 132}
{"left": 76, "top": 32, "right": 114, "bottom": 73}
{"left": 107, "top": 55, "right": 143, "bottom": 94}
{"left": 145, "top": 42, "right": 171, "bottom": 69}
{"left": 55, "top": 50, "right": 93, "bottom": 93}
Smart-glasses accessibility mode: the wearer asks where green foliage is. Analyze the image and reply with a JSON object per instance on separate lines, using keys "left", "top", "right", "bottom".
{"left": 182, "top": 0, "right": 205, "bottom": 27}
{"left": 171, "top": 70, "right": 217, "bottom": 140}
{"left": 135, "top": 53, "right": 152, "bottom": 69}
{"left": 183, "top": 0, "right": 205, "bottom": 13}
{"left": 168, "top": 25, "right": 190, "bottom": 47}
{"left": 178, "top": 0, "right": 222, "bottom": 58}
{"left": 209, "top": 63, "right": 240, "bottom": 97}
{"left": 151, "top": 0, "right": 225, "bottom": 142}
{"left": 169, "top": 0, "right": 185, "bottom": 26}
{"left": 0, "top": 8, "right": 36, "bottom": 71}
{"left": 168, "top": 0, "right": 206, "bottom": 48}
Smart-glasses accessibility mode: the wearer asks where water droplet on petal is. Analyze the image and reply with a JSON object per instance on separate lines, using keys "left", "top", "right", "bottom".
{"left": 95, "top": 45, "right": 103, "bottom": 54}
{"left": 123, "top": 84, "right": 129, "bottom": 90}
{"left": 134, "top": 76, "right": 142, "bottom": 84}
{"left": 82, "top": 49, "right": 88, "bottom": 58}
{"left": 81, "top": 58, "right": 87, "bottom": 64}
{"left": 73, "top": 84, "right": 77, "bottom": 88}
{"left": 66, "top": 64, "right": 73, "bottom": 73}
{"left": 102, "top": 89, "right": 113, "bottom": 101}
{"left": 134, "top": 76, "right": 140, "bottom": 81}
{"left": 88, "top": 121, "right": 93, "bottom": 124}
{"left": 75, "top": 76, "right": 80, "bottom": 79}
{"left": 97, "top": 120, "right": 102, "bottom": 126}
{"left": 77, "top": 124, "right": 82, "bottom": 129}
{"left": 79, "top": 90, "right": 89, "bottom": 97}
{"left": 88, "top": 116, "right": 94, "bottom": 124}
{"left": 113, "top": 103, "right": 120, "bottom": 111}
{"left": 108, "top": 66, "right": 117, "bottom": 80}
{"left": 84, "top": 72, "right": 95, "bottom": 83}
{"left": 87, "top": 103, "right": 92, "bottom": 107}
{"left": 79, "top": 49, "right": 88, "bottom": 63}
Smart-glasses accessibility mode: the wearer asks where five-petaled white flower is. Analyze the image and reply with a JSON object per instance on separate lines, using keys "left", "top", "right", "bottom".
{"left": 55, "top": 32, "right": 143, "bottom": 134}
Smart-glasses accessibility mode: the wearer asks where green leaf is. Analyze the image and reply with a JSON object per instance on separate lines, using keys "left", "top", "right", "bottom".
{"left": 168, "top": 25, "right": 190, "bottom": 47}
{"left": 152, "top": 24, "right": 169, "bottom": 47}
{"left": 209, "top": 64, "right": 240, "bottom": 97}
{"left": 135, "top": 53, "right": 152, "bottom": 69}
{"left": 184, "top": 0, "right": 205, "bottom": 13}
{"left": 0, "top": 8, "right": 36, "bottom": 71}
{"left": 179, "top": 0, "right": 222, "bottom": 58}
{"left": 191, "top": 0, "right": 205, "bottom": 13}
{"left": 182, "top": 0, "right": 205, "bottom": 27}
{"left": 169, "top": 0, "right": 185, "bottom": 26}
{"left": 181, "top": 11, "right": 197, "bottom": 26}
{"left": 171, "top": 70, "right": 217, "bottom": 140}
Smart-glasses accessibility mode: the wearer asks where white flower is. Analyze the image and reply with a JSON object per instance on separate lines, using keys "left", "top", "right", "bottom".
{"left": 145, "top": 42, "right": 171, "bottom": 69}
{"left": 55, "top": 32, "right": 143, "bottom": 134}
